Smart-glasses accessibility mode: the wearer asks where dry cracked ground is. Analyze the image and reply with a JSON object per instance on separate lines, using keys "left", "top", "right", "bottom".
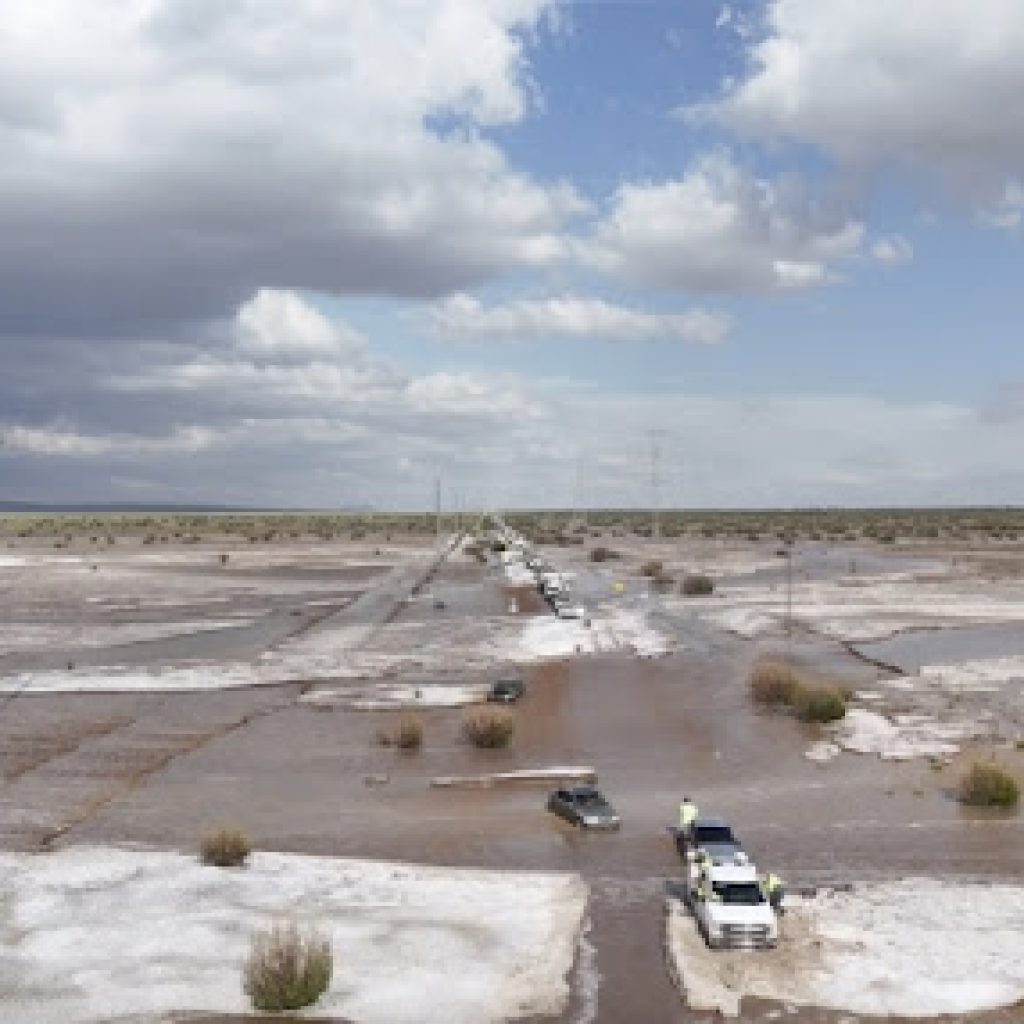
{"left": 0, "top": 527, "right": 1022, "bottom": 1023}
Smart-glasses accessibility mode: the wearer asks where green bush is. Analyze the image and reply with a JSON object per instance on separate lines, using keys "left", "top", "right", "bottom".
{"left": 681, "top": 573, "right": 714, "bottom": 596}
{"left": 958, "top": 762, "right": 1020, "bottom": 809}
{"left": 200, "top": 827, "right": 251, "bottom": 868}
{"left": 749, "top": 662, "right": 802, "bottom": 706}
{"left": 793, "top": 686, "right": 847, "bottom": 723}
{"left": 244, "top": 922, "right": 333, "bottom": 1012}
{"left": 463, "top": 707, "right": 515, "bottom": 749}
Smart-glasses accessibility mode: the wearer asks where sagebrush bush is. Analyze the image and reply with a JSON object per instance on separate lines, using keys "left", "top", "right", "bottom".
{"left": 750, "top": 664, "right": 847, "bottom": 722}
{"left": 244, "top": 922, "right": 333, "bottom": 1012}
{"left": 463, "top": 707, "right": 515, "bottom": 748}
{"left": 958, "top": 762, "right": 1020, "bottom": 809}
{"left": 589, "top": 546, "right": 621, "bottom": 562}
{"left": 639, "top": 559, "right": 663, "bottom": 577}
{"left": 793, "top": 685, "right": 847, "bottom": 723}
{"left": 377, "top": 715, "right": 423, "bottom": 751}
{"left": 200, "top": 827, "right": 251, "bottom": 868}
{"left": 749, "top": 662, "right": 802, "bottom": 706}
{"left": 681, "top": 573, "right": 714, "bottom": 596}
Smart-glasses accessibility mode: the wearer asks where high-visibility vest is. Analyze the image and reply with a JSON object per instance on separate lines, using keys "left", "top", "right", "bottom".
{"left": 679, "top": 802, "right": 697, "bottom": 827}
{"left": 764, "top": 874, "right": 782, "bottom": 892}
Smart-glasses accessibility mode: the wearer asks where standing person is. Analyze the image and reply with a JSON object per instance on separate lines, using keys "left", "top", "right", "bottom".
{"left": 678, "top": 795, "right": 698, "bottom": 831}
{"left": 762, "top": 872, "right": 785, "bottom": 915}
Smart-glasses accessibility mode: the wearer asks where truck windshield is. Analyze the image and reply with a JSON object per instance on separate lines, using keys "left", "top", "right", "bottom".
{"left": 695, "top": 825, "right": 735, "bottom": 844}
{"left": 712, "top": 883, "right": 764, "bottom": 906}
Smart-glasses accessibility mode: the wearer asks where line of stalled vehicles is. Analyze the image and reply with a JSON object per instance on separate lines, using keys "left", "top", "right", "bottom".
{"left": 492, "top": 524, "right": 779, "bottom": 950}
{"left": 543, "top": 788, "right": 778, "bottom": 949}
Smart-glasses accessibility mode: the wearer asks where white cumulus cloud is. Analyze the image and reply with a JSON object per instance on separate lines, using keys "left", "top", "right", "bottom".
{"left": 582, "top": 153, "right": 863, "bottom": 293}
{"left": 0, "top": 424, "right": 220, "bottom": 457}
{"left": 706, "top": 0, "right": 1024, "bottom": 197}
{"left": 234, "top": 289, "right": 366, "bottom": 361}
{"left": 428, "top": 293, "right": 730, "bottom": 343}
{"left": 871, "top": 235, "right": 914, "bottom": 265}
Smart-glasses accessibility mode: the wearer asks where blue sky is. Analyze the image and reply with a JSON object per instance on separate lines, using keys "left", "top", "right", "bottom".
{"left": 1, "top": 1, "right": 1023, "bottom": 508}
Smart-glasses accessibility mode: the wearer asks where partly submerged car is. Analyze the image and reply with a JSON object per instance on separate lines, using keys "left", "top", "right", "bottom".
{"left": 547, "top": 786, "right": 620, "bottom": 830}
{"left": 673, "top": 816, "right": 745, "bottom": 865}
{"left": 487, "top": 677, "right": 526, "bottom": 704}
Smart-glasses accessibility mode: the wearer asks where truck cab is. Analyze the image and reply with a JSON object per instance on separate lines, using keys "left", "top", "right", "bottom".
{"left": 689, "top": 861, "right": 778, "bottom": 950}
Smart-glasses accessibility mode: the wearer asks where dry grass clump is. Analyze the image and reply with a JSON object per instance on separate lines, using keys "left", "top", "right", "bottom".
{"left": 681, "top": 573, "right": 714, "bottom": 596}
{"left": 200, "top": 827, "right": 252, "bottom": 867}
{"left": 376, "top": 715, "right": 424, "bottom": 751}
{"left": 244, "top": 922, "right": 333, "bottom": 1012}
{"left": 749, "top": 662, "right": 802, "bottom": 706}
{"left": 749, "top": 662, "right": 848, "bottom": 722}
{"left": 462, "top": 707, "right": 516, "bottom": 748}
{"left": 958, "top": 762, "right": 1020, "bottom": 809}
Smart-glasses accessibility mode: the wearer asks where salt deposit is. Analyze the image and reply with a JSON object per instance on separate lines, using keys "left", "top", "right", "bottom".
{"left": 0, "top": 846, "right": 588, "bottom": 1024}
{"left": 667, "top": 878, "right": 1024, "bottom": 1018}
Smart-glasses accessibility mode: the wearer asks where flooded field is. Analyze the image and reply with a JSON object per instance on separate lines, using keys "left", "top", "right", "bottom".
{"left": 0, "top": 527, "right": 1022, "bottom": 1022}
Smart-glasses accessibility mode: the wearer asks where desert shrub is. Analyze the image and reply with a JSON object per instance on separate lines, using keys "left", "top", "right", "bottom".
{"left": 462, "top": 707, "right": 515, "bottom": 749}
{"left": 652, "top": 572, "right": 675, "bottom": 589}
{"left": 681, "top": 573, "right": 714, "bottom": 596}
{"left": 376, "top": 715, "right": 423, "bottom": 751}
{"left": 589, "top": 546, "right": 621, "bottom": 562}
{"left": 244, "top": 922, "right": 333, "bottom": 1012}
{"left": 639, "top": 559, "right": 663, "bottom": 577}
{"left": 958, "top": 762, "right": 1020, "bottom": 809}
{"left": 200, "top": 827, "right": 252, "bottom": 867}
{"left": 793, "top": 685, "right": 847, "bottom": 723}
{"left": 749, "top": 662, "right": 802, "bottom": 706}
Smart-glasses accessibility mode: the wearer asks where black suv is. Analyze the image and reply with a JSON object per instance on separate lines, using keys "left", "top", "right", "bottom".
{"left": 488, "top": 677, "right": 526, "bottom": 703}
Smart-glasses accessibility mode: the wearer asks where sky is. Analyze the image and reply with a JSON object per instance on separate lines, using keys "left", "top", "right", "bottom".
{"left": 1, "top": 0, "right": 1023, "bottom": 510}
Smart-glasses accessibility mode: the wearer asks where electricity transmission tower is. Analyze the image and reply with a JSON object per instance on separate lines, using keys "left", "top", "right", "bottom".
{"left": 648, "top": 430, "right": 666, "bottom": 540}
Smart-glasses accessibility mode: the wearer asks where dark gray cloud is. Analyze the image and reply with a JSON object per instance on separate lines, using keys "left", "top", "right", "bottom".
{"left": 0, "top": 0, "right": 580, "bottom": 338}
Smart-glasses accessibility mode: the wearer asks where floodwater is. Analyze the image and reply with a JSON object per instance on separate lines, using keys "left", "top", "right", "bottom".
{"left": 2, "top": 538, "right": 1023, "bottom": 1023}
{"left": 854, "top": 620, "right": 1024, "bottom": 673}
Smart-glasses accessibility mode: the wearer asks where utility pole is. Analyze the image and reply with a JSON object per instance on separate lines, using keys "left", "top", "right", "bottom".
{"left": 572, "top": 453, "right": 587, "bottom": 530}
{"left": 434, "top": 477, "right": 441, "bottom": 542}
{"left": 785, "top": 538, "right": 794, "bottom": 652}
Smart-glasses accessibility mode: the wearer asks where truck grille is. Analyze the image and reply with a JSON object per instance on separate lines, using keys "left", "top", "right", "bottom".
{"left": 721, "top": 924, "right": 771, "bottom": 948}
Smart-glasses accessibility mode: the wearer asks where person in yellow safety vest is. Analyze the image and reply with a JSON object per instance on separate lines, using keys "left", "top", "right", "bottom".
{"left": 762, "top": 873, "right": 785, "bottom": 914}
{"left": 678, "top": 795, "right": 698, "bottom": 831}
{"left": 691, "top": 848, "right": 713, "bottom": 892}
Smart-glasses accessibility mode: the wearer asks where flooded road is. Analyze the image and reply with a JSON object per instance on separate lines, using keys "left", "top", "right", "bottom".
{"left": 1, "top": 535, "right": 1022, "bottom": 1022}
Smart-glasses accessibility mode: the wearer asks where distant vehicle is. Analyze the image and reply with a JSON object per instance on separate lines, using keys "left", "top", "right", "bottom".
{"left": 488, "top": 677, "right": 525, "bottom": 704}
{"left": 547, "top": 786, "right": 620, "bottom": 830}
{"left": 556, "top": 603, "right": 586, "bottom": 620}
{"left": 673, "top": 816, "right": 744, "bottom": 865}
{"left": 688, "top": 860, "right": 778, "bottom": 950}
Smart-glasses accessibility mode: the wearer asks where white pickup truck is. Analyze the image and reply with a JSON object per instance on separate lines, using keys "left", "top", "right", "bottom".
{"left": 688, "top": 860, "right": 779, "bottom": 950}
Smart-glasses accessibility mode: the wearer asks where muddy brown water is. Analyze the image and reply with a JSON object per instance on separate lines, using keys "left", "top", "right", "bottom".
{"left": 2, "top": 542, "right": 1023, "bottom": 1023}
